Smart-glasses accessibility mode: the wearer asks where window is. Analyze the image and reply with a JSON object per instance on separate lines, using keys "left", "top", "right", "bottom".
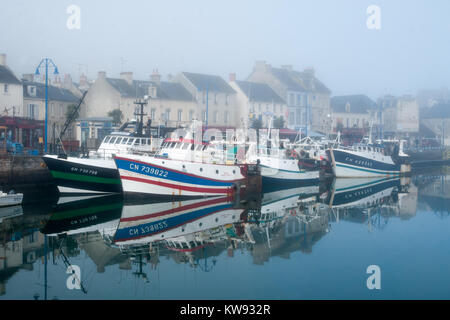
{"left": 103, "top": 136, "right": 111, "bottom": 144}
{"left": 134, "top": 139, "right": 140, "bottom": 145}
{"left": 182, "top": 143, "right": 189, "bottom": 150}
{"left": 289, "top": 93, "right": 295, "bottom": 106}
{"left": 214, "top": 93, "right": 218, "bottom": 104}
{"left": 127, "top": 138, "right": 134, "bottom": 145}
{"left": 165, "top": 109, "right": 170, "bottom": 121}
{"left": 122, "top": 138, "right": 128, "bottom": 144}
{"left": 109, "top": 137, "right": 117, "bottom": 144}
{"left": 213, "top": 111, "right": 218, "bottom": 123}
{"left": 150, "top": 108, "right": 156, "bottom": 120}
{"left": 201, "top": 110, "right": 207, "bottom": 122}
{"left": 289, "top": 112, "right": 295, "bottom": 126}
{"left": 177, "top": 109, "right": 182, "bottom": 122}
{"left": 297, "top": 94, "right": 302, "bottom": 106}
{"left": 115, "top": 137, "right": 123, "bottom": 144}
{"left": 296, "top": 109, "right": 301, "bottom": 125}
{"left": 4, "top": 84, "right": 8, "bottom": 93}
{"left": 189, "top": 110, "right": 194, "bottom": 120}
{"left": 225, "top": 94, "right": 229, "bottom": 105}
{"left": 224, "top": 111, "right": 229, "bottom": 124}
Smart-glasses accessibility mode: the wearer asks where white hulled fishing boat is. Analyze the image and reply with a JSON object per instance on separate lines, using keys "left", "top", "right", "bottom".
{"left": 326, "top": 137, "right": 410, "bottom": 178}
{"left": 114, "top": 122, "right": 258, "bottom": 199}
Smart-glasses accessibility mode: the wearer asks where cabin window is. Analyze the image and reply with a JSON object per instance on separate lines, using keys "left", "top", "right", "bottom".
{"left": 122, "top": 138, "right": 128, "bottom": 144}
{"left": 175, "top": 143, "right": 181, "bottom": 149}
{"left": 182, "top": 143, "right": 190, "bottom": 150}
{"left": 104, "top": 136, "right": 111, "bottom": 143}
{"left": 202, "top": 145, "right": 207, "bottom": 151}
{"left": 127, "top": 138, "right": 134, "bottom": 145}
{"left": 134, "top": 139, "right": 140, "bottom": 145}
{"left": 109, "top": 137, "right": 117, "bottom": 144}
{"left": 115, "top": 137, "right": 123, "bottom": 144}
{"left": 141, "top": 139, "right": 147, "bottom": 145}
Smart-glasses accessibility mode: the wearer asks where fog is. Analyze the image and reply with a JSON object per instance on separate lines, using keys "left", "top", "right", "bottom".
{"left": 1, "top": 0, "right": 449, "bottom": 99}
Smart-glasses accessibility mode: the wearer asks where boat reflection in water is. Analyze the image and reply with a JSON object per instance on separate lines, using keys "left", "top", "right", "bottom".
{"left": 42, "top": 195, "right": 123, "bottom": 237}
{"left": 325, "top": 176, "right": 414, "bottom": 227}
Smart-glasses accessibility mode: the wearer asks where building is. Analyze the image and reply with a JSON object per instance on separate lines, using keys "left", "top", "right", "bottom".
{"left": 22, "top": 79, "right": 80, "bottom": 149}
{"left": 83, "top": 70, "right": 197, "bottom": 128}
{"left": 330, "top": 95, "right": 378, "bottom": 134}
{"left": 228, "top": 74, "right": 286, "bottom": 128}
{"left": 421, "top": 102, "right": 450, "bottom": 146}
{"left": 246, "top": 61, "right": 331, "bottom": 134}
{"left": 176, "top": 71, "right": 237, "bottom": 127}
{"left": 378, "top": 95, "right": 419, "bottom": 138}
{"left": 0, "top": 54, "right": 23, "bottom": 117}
{"left": 75, "top": 117, "right": 114, "bottom": 150}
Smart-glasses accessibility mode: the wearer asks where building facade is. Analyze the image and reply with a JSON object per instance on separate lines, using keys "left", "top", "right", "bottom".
{"left": 379, "top": 95, "right": 419, "bottom": 138}
{"left": 228, "top": 75, "right": 286, "bottom": 128}
{"left": 246, "top": 61, "right": 331, "bottom": 134}
{"left": 0, "top": 54, "right": 23, "bottom": 117}
{"left": 176, "top": 71, "right": 237, "bottom": 127}
{"left": 330, "top": 95, "right": 378, "bottom": 134}
{"left": 83, "top": 70, "right": 197, "bottom": 128}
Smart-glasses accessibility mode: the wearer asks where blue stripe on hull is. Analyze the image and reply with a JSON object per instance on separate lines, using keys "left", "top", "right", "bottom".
{"left": 115, "top": 157, "right": 234, "bottom": 187}
{"left": 331, "top": 179, "right": 400, "bottom": 206}
{"left": 332, "top": 149, "right": 400, "bottom": 172}
{"left": 262, "top": 176, "right": 319, "bottom": 193}
{"left": 114, "top": 203, "right": 232, "bottom": 242}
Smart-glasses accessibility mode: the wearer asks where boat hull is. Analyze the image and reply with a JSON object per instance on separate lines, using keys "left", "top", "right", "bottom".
{"left": 43, "top": 155, "right": 122, "bottom": 196}
{"left": 114, "top": 155, "right": 245, "bottom": 199}
{"left": 0, "top": 194, "right": 23, "bottom": 207}
{"left": 327, "top": 149, "right": 402, "bottom": 178}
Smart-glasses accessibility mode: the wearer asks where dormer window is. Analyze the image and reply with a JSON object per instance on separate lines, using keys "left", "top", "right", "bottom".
{"left": 27, "top": 85, "right": 36, "bottom": 96}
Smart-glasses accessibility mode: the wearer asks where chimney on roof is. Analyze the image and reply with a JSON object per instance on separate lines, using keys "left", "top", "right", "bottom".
{"left": 98, "top": 71, "right": 106, "bottom": 79}
{"left": 120, "top": 72, "right": 133, "bottom": 85}
{"left": 229, "top": 73, "right": 236, "bottom": 82}
{"left": 79, "top": 73, "right": 88, "bottom": 87}
{"left": 281, "top": 65, "right": 293, "bottom": 72}
{"left": 254, "top": 60, "right": 270, "bottom": 72}
{"left": 22, "top": 74, "right": 34, "bottom": 82}
{"left": 150, "top": 69, "right": 161, "bottom": 84}
{"left": 0, "top": 54, "right": 6, "bottom": 66}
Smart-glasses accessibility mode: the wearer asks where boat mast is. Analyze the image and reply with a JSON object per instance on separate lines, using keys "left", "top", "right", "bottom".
{"left": 134, "top": 98, "right": 148, "bottom": 137}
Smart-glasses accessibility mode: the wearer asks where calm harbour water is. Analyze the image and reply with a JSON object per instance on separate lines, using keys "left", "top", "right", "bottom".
{"left": 1, "top": 169, "right": 449, "bottom": 300}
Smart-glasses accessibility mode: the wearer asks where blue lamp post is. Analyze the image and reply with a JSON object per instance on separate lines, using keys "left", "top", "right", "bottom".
{"left": 35, "top": 58, "right": 59, "bottom": 153}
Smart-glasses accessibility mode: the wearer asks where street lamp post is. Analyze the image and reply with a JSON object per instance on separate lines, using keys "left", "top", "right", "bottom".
{"left": 35, "top": 58, "right": 59, "bottom": 154}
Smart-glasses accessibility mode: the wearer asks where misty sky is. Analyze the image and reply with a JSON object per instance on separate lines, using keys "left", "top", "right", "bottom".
{"left": 1, "top": 0, "right": 449, "bottom": 99}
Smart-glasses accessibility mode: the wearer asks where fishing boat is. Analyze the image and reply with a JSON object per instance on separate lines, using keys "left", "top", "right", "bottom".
{"left": 43, "top": 119, "right": 162, "bottom": 196}
{"left": 114, "top": 122, "right": 259, "bottom": 199}
{"left": 0, "top": 190, "right": 23, "bottom": 207}
{"left": 326, "top": 138, "right": 410, "bottom": 178}
{"left": 246, "top": 144, "right": 319, "bottom": 187}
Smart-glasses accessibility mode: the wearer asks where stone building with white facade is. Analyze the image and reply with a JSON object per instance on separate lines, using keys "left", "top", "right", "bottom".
{"left": 175, "top": 72, "right": 237, "bottom": 127}
{"left": 378, "top": 95, "right": 419, "bottom": 138}
{"left": 228, "top": 74, "right": 286, "bottom": 128}
{"left": 83, "top": 70, "right": 197, "bottom": 128}
{"left": 22, "top": 79, "right": 80, "bottom": 144}
{"left": 330, "top": 95, "right": 378, "bottom": 133}
{"left": 0, "top": 54, "right": 23, "bottom": 117}
{"left": 246, "top": 61, "right": 331, "bottom": 134}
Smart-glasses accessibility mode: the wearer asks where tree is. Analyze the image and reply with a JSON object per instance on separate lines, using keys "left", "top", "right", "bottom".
{"left": 251, "top": 118, "right": 263, "bottom": 130}
{"left": 108, "top": 109, "right": 123, "bottom": 126}
{"left": 272, "top": 116, "right": 285, "bottom": 129}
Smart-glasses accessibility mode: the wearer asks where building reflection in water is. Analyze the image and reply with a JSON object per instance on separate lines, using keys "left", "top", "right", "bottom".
{"left": 7, "top": 171, "right": 450, "bottom": 298}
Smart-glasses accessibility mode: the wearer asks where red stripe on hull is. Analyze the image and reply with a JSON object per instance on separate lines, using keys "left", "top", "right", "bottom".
{"left": 121, "top": 175, "right": 234, "bottom": 195}
{"left": 115, "top": 156, "right": 244, "bottom": 183}
{"left": 120, "top": 196, "right": 234, "bottom": 222}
